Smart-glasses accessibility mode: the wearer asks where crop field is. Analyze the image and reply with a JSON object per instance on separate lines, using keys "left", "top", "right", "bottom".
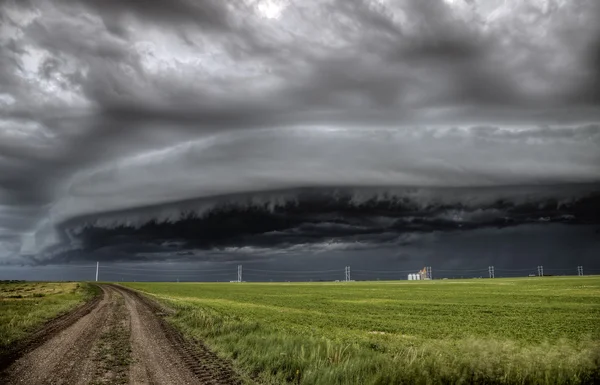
{"left": 125, "top": 277, "right": 600, "bottom": 385}
{"left": 0, "top": 281, "right": 96, "bottom": 349}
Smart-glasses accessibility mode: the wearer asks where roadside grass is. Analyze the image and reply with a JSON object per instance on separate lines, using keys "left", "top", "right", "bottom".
{"left": 125, "top": 277, "right": 600, "bottom": 385}
{"left": 0, "top": 281, "right": 98, "bottom": 349}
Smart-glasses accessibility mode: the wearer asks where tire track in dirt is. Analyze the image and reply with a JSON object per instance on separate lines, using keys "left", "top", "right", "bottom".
{"left": 111, "top": 284, "right": 242, "bottom": 385}
{"left": 1, "top": 286, "right": 116, "bottom": 384}
{"left": 0, "top": 284, "right": 243, "bottom": 385}
{"left": 0, "top": 285, "right": 103, "bottom": 374}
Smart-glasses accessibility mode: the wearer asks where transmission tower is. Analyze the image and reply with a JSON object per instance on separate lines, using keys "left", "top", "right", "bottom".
{"left": 577, "top": 266, "right": 584, "bottom": 276}
{"left": 237, "top": 265, "right": 242, "bottom": 282}
{"left": 426, "top": 266, "right": 432, "bottom": 280}
{"left": 488, "top": 266, "right": 495, "bottom": 279}
{"left": 537, "top": 265, "right": 544, "bottom": 277}
{"left": 345, "top": 266, "right": 351, "bottom": 282}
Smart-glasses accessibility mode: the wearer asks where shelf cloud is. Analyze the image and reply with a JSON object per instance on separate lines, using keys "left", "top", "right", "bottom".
{"left": 1, "top": 0, "right": 599, "bottom": 268}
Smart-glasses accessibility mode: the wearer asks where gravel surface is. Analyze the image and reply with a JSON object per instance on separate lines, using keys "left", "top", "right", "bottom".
{"left": 0, "top": 284, "right": 242, "bottom": 385}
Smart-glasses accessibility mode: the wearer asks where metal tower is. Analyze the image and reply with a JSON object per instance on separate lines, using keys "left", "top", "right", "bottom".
{"left": 426, "top": 266, "right": 432, "bottom": 280}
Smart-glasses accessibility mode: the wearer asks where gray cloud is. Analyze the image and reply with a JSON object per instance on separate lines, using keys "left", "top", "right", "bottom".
{"left": 60, "top": 0, "right": 235, "bottom": 32}
{"left": 0, "top": 0, "right": 599, "bottom": 265}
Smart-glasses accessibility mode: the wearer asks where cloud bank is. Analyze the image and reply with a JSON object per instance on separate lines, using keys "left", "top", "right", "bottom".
{"left": 0, "top": 0, "right": 599, "bottom": 265}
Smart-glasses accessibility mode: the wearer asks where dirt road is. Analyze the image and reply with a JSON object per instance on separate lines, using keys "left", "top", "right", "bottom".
{"left": 0, "top": 284, "right": 242, "bottom": 385}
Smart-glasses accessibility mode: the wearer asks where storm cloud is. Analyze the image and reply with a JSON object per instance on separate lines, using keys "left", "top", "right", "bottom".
{"left": 0, "top": 0, "right": 599, "bottom": 271}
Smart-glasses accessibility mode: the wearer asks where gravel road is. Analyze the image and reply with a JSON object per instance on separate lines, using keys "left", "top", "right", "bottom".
{"left": 0, "top": 284, "right": 242, "bottom": 385}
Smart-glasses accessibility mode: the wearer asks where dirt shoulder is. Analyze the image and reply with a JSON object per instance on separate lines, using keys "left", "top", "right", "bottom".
{"left": 0, "top": 284, "right": 243, "bottom": 385}
{"left": 0, "top": 284, "right": 102, "bottom": 374}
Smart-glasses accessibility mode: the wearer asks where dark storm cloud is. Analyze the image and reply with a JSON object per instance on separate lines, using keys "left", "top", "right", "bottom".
{"left": 1, "top": 0, "right": 600, "bottom": 264}
{"left": 8, "top": 224, "right": 599, "bottom": 282}
{"left": 22, "top": 184, "right": 596, "bottom": 265}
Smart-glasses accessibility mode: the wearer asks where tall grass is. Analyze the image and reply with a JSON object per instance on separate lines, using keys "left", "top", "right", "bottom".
{"left": 0, "top": 282, "right": 97, "bottom": 349}
{"left": 125, "top": 277, "right": 600, "bottom": 384}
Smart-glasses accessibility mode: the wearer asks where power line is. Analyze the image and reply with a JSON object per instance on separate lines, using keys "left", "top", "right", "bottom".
{"left": 101, "top": 271, "right": 235, "bottom": 276}
{"left": 434, "top": 268, "right": 487, "bottom": 272}
{"left": 97, "top": 266, "right": 233, "bottom": 272}
{"left": 352, "top": 269, "right": 418, "bottom": 274}
{"left": 244, "top": 272, "right": 341, "bottom": 277}
{"left": 244, "top": 268, "right": 341, "bottom": 273}
{"left": 52, "top": 263, "right": 599, "bottom": 282}
{"left": 543, "top": 268, "right": 575, "bottom": 271}
{"left": 494, "top": 268, "right": 537, "bottom": 272}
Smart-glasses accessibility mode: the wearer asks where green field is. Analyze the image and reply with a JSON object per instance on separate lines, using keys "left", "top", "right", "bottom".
{"left": 0, "top": 281, "right": 97, "bottom": 349}
{"left": 125, "top": 277, "right": 600, "bottom": 385}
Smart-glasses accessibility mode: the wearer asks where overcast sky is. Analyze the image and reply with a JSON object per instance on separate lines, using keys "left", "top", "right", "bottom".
{"left": 1, "top": 0, "right": 599, "bottom": 279}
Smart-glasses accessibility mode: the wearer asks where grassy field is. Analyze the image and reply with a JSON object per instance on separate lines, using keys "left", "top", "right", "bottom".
{"left": 0, "top": 281, "right": 97, "bottom": 349}
{"left": 125, "top": 277, "right": 600, "bottom": 385}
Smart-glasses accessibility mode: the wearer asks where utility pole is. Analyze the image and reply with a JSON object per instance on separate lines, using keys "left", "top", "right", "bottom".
{"left": 488, "top": 266, "right": 495, "bottom": 279}
{"left": 537, "top": 265, "right": 544, "bottom": 277}
{"left": 577, "top": 266, "right": 584, "bottom": 276}
{"left": 95, "top": 261, "right": 99, "bottom": 282}
{"left": 237, "top": 265, "right": 242, "bottom": 283}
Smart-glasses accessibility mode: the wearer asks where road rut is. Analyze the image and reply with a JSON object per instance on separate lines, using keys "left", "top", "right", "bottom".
{"left": 0, "top": 284, "right": 242, "bottom": 385}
